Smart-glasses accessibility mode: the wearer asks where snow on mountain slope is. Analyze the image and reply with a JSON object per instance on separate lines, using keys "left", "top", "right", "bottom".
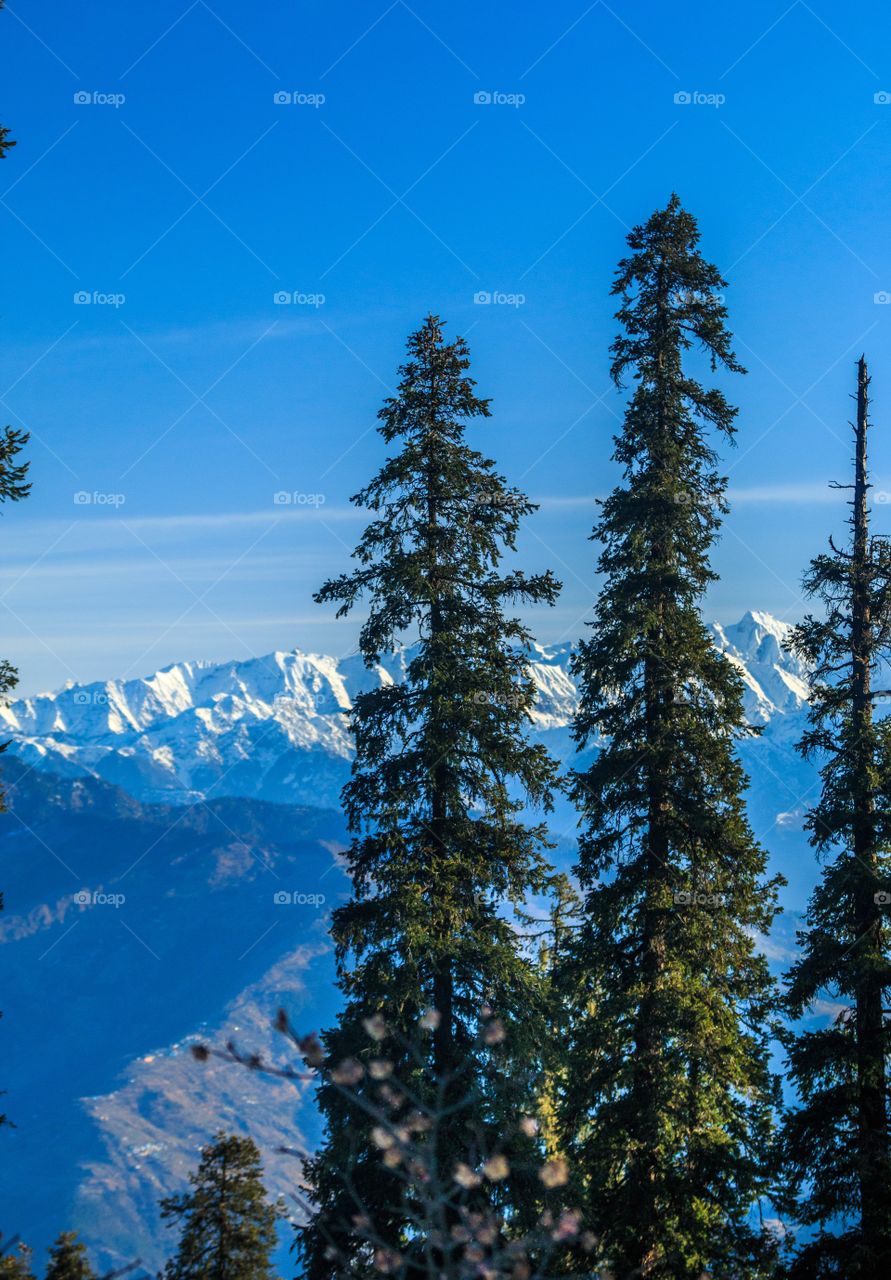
{"left": 710, "top": 610, "right": 809, "bottom": 724}
{"left": 0, "top": 612, "right": 806, "bottom": 810}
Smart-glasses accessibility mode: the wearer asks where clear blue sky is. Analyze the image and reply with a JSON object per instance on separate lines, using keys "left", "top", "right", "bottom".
{"left": 2, "top": 0, "right": 891, "bottom": 694}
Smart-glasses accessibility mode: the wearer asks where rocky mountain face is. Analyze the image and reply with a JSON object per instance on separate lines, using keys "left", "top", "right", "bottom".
{"left": 0, "top": 613, "right": 816, "bottom": 1274}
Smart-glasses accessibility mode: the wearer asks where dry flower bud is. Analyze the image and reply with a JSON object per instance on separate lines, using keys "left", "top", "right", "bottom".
{"left": 378, "top": 1084, "right": 405, "bottom": 1108}
{"left": 419, "top": 1008, "right": 441, "bottom": 1031}
{"left": 373, "top": 1248, "right": 402, "bottom": 1274}
{"left": 330, "top": 1057, "right": 364, "bottom": 1086}
{"left": 454, "top": 1162, "right": 482, "bottom": 1189}
{"left": 371, "top": 1125, "right": 396, "bottom": 1150}
{"left": 483, "top": 1018, "right": 506, "bottom": 1046}
{"left": 552, "top": 1210, "right": 582, "bottom": 1241}
{"left": 538, "top": 1157, "right": 569, "bottom": 1189}
{"left": 362, "top": 1014, "right": 389, "bottom": 1041}
{"left": 298, "top": 1033, "right": 325, "bottom": 1067}
{"left": 483, "top": 1154, "right": 510, "bottom": 1182}
{"left": 519, "top": 1115, "right": 538, "bottom": 1137}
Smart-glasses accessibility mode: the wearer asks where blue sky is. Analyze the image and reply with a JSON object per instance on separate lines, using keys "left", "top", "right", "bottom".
{"left": 2, "top": 0, "right": 891, "bottom": 693}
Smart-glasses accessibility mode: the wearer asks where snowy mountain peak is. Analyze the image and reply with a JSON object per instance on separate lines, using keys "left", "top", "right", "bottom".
{"left": 710, "top": 612, "right": 808, "bottom": 724}
{"left": 0, "top": 613, "right": 807, "bottom": 807}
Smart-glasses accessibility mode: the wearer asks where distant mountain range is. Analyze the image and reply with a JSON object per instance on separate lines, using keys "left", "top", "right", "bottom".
{"left": 0, "top": 612, "right": 819, "bottom": 1274}
{"left": 0, "top": 609, "right": 806, "bottom": 804}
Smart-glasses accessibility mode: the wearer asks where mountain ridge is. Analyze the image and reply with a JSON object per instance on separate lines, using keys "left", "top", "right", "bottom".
{"left": 0, "top": 610, "right": 809, "bottom": 810}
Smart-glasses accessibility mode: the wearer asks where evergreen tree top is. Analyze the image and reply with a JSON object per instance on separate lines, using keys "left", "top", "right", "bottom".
{"left": 375, "top": 313, "right": 491, "bottom": 444}
{"left": 611, "top": 193, "right": 744, "bottom": 398}
{"left": 0, "top": 1243, "right": 34, "bottom": 1280}
{"left": 161, "top": 1132, "right": 279, "bottom": 1280}
{"left": 318, "top": 315, "right": 559, "bottom": 661}
{"left": 45, "top": 1233, "right": 95, "bottom": 1280}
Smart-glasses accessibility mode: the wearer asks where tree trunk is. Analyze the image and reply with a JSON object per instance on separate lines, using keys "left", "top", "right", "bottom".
{"left": 850, "top": 357, "right": 891, "bottom": 1274}
{"left": 630, "top": 256, "right": 672, "bottom": 1269}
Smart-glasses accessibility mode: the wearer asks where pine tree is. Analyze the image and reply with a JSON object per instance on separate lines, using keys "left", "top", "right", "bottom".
{"left": 300, "top": 315, "right": 562, "bottom": 1279}
{"left": 559, "top": 196, "right": 783, "bottom": 1279}
{"left": 0, "top": 2, "right": 16, "bottom": 161}
{"left": 779, "top": 358, "right": 891, "bottom": 1280}
{"left": 160, "top": 1132, "right": 279, "bottom": 1280}
{"left": 44, "top": 1233, "right": 95, "bottom": 1280}
{"left": 0, "top": 424, "right": 29, "bottom": 1132}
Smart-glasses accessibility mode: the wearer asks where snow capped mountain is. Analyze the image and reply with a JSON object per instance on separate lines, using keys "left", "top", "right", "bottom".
{"left": 0, "top": 613, "right": 806, "bottom": 810}
{"left": 709, "top": 610, "right": 810, "bottom": 723}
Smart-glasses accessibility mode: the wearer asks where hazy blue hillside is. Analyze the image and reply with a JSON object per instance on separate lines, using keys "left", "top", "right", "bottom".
{"left": 0, "top": 761, "right": 348, "bottom": 1274}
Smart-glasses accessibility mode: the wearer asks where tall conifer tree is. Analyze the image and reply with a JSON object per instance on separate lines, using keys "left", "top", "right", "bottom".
{"left": 559, "top": 196, "right": 782, "bottom": 1279}
{"left": 0, "top": 0, "right": 25, "bottom": 1133}
{"left": 300, "top": 315, "right": 561, "bottom": 1279}
{"left": 0, "top": 424, "right": 29, "bottom": 1131}
{"left": 160, "top": 1132, "right": 279, "bottom": 1280}
{"left": 44, "top": 1233, "right": 95, "bottom": 1280}
{"left": 780, "top": 358, "right": 891, "bottom": 1280}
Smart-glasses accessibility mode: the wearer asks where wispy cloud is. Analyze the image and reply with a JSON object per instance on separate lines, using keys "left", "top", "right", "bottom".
{"left": 537, "top": 484, "right": 850, "bottom": 510}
